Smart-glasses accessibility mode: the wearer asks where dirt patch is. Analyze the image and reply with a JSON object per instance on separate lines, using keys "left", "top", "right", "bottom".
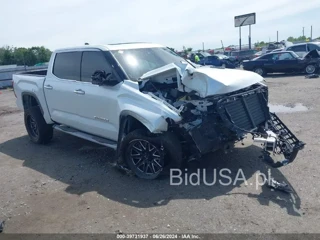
{"left": 0, "top": 107, "right": 21, "bottom": 116}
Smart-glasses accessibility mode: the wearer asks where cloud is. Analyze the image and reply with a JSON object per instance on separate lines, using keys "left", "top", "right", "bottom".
{"left": 1, "top": 0, "right": 319, "bottom": 50}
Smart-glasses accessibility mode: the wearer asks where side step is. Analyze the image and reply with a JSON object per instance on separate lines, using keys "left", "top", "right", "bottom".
{"left": 53, "top": 125, "right": 117, "bottom": 149}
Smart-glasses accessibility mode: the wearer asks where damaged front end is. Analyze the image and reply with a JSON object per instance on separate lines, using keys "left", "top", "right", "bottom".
{"left": 168, "top": 83, "right": 304, "bottom": 168}
{"left": 213, "top": 84, "right": 305, "bottom": 167}
{"left": 139, "top": 63, "right": 304, "bottom": 168}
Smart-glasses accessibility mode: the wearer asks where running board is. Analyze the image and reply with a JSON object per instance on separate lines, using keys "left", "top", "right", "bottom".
{"left": 53, "top": 125, "right": 117, "bottom": 149}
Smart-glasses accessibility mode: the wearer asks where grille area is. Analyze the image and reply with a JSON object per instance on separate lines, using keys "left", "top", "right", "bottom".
{"left": 218, "top": 89, "right": 269, "bottom": 132}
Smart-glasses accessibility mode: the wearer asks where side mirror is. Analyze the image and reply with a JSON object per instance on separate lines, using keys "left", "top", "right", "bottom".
{"left": 91, "top": 70, "right": 118, "bottom": 86}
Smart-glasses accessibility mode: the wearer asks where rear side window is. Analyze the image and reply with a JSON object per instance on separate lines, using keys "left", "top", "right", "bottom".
{"left": 53, "top": 52, "right": 81, "bottom": 80}
{"left": 81, "top": 51, "right": 112, "bottom": 82}
{"left": 290, "top": 45, "right": 306, "bottom": 52}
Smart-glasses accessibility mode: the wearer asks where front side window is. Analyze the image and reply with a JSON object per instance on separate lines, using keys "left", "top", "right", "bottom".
{"left": 209, "top": 56, "right": 218, "bottom": 60}
{"left": 81, "top": 51, "right": 113, "bottom": 82}
{"left": 278, "top": 52, "right": 294, "bottom": 60}
{"left": 259, "top": 54, "right": 273, "bottom": 60}
{"left": 53, "top": 52, "right": 81, "bottom": 80}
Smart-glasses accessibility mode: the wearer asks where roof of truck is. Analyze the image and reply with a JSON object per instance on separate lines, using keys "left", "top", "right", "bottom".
{"left": 55, "top": 42, "right": 164, "bottom": 52}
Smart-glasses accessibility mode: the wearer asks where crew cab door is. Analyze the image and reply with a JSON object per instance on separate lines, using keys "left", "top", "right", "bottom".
{"left": 75, "top": 50, "right": 121, "bottom": 141}
{"left": 44, "top": 51, "right": 84, "bottom": 129}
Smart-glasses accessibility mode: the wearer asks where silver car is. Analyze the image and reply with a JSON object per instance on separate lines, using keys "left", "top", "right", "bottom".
{"left": 285, "top": 42, "right": 320, "bottom": 57}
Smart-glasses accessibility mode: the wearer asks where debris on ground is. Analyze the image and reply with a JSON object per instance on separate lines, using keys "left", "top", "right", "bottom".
{"left": 267, "top": 178, "right": 293, "bottom": 193}
{"left": 305, "top": 74, "right": 319, "bottom": 79}
{"left": 0, "top": 220, "right": 5, "bottom": 233}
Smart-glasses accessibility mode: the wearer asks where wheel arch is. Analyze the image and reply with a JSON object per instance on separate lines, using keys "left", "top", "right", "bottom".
{"left": 116, "top": 111, "right": 177, "bottom": 161}
{"left": 21, "top": 92, "right": 44, "bottom": 115}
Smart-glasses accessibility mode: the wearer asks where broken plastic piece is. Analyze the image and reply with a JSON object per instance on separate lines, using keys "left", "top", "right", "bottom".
{"left": 267, "top": 178, "right": 293, "bottom": 193}
{"left": 305, "top": 74, "right": 319, "bottom": 79}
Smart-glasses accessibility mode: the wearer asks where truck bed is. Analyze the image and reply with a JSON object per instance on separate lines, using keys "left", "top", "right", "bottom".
{"left": 18, "top": 69, "right": 47, "bottom": 77}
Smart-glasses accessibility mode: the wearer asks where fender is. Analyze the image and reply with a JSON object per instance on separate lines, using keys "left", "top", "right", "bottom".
{"left": 120, "top": 110, "right": 168, "bottom": 133}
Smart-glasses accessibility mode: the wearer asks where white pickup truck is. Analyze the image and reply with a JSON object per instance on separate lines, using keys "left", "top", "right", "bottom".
{"left": 13, "top": 43, "right": 304, "bottom": 179}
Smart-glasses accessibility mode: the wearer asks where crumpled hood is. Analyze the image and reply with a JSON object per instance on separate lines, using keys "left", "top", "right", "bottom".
{"left": 182, "top": 66, "right": 264, "bottom": 97}
{"left": 140, "top": 63, "right": 264, "bottom": 98}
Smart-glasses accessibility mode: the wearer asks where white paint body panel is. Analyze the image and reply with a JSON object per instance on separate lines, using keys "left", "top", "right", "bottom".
{"left": 141, "top": 63, "right": 263, "bottom": 98}
{"left": 13, "top": 43, "right": 263, "bottom": 142}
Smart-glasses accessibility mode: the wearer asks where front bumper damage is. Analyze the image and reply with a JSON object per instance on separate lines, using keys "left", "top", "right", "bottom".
{"left": 253, "top": 113, "right": 305, "bottom": 168}
{"left": 184, "top": 84, "right": 305, "bottom": 169}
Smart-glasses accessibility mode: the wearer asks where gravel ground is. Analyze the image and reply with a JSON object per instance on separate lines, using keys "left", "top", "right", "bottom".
{"left": 0, "top": 74, "right": 320, "bottom": 234}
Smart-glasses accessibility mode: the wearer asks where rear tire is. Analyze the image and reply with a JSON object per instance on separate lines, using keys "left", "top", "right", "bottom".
{"left": 121, "top": 129, "right": 182, "bottom": 180}
{"left": 24, "top": 106, "right": 53, "bottom": 144}
{"left": 254, "top": 67, "right": 265, "bottom": 76}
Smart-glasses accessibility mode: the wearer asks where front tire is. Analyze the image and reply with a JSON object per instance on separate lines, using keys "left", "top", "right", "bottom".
{"left": 24, "top": 106, "right": 53, "bottom": 144}
{"left": 305, "top": 64, "right": 316, "bottom": 74}
{"left": 121, "top": 129, "right": 182, "bottom": 180}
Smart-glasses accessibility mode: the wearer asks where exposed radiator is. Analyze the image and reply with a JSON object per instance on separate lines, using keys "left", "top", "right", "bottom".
{"left": 217, "top": 88, "right": 270, "bottom": 133}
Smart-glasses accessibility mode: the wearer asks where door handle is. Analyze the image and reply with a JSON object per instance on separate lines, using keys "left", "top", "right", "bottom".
{"left": 74, "top": 89, "right": 85, "bottom": 95}
{"left": 44, "top": 84, "right": 53, "bottom": 90}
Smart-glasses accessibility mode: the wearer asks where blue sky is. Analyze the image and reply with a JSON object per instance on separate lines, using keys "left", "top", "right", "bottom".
{"left": 1, "top": 0, "right": 320, "bottom": 51}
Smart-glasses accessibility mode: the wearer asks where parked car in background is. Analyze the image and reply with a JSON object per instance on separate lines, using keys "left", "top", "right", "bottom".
{"left": 198, "top": 54, "right": 236, "bottom": 68}
{"left": 252, "top": 51, "right": 263, "bottom": 58}
{"left": 189, "top": 51, "right": 211, "bottom": 63}
{"left": 285, "top": 42, "right": 320, "bottom": 57}
{"left": 230, "top": 49, "right": 256, "bottom": 64}
{"left": 242, "top": 50, "right": 320, "bottom": 76}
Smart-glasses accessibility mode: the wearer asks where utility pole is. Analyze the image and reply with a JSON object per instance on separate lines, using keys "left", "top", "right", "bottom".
{"left": 202, "top": 42, "right": 204, "bottom": 51}
{"left": 248, "top": 25, "right": 251, "bottom": 49}
{"left": 303, "top": 27, "right": 305, "bottom": 37}
{"left": 277, "top": 31, "right": 278, "bottom": 42}
{"left": 311, "top": 25, "right": 313, "bottom": 40}
{"left": 239, "top": 27, "right": 242, "bottom": 50}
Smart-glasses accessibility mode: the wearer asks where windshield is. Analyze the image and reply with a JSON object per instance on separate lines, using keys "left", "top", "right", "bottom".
{"left": 200, "top": 52, "right": 211, "bottom": 57}
{"left": 215, "top": 54, "right": 228, "bottom": 59}
{"left": 110, "top": 47, "right": 188, "bottom": 80}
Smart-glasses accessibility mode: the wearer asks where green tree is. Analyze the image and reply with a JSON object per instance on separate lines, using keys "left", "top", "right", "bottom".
{"left": 287, "top": 36, "right": 307, "bottom": 42}
{"left": 24, "top": 49, "right": 38, "bottom": 66}
{"left": 13, "top": 47, "right": 28, "bottom": 65}
{"left": 0, "top": 46, "right": 14, "bottom": 65}
{"left": 287, "top": 36, "right": 294, "bottom": 42}
{"left": 0, "top": 45, "right": 52, "bottom": 66}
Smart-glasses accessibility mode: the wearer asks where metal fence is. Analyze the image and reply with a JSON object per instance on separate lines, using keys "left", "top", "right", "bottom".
{"left": 0, "top": 65, "right": 47, "bottom": 88}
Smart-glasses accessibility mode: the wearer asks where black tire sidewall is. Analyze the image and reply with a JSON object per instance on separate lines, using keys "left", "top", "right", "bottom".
{"left": 254, "top": 67, "right": 265, "bottom": 76}
{"left": 120, "top": 129, "right": 182, "bottom": 179}
{"left": 24, "top": 106, "right": 53, "bottom": 144}
{"left": 305, "top": 64, "right": 316, "bottom": 74}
